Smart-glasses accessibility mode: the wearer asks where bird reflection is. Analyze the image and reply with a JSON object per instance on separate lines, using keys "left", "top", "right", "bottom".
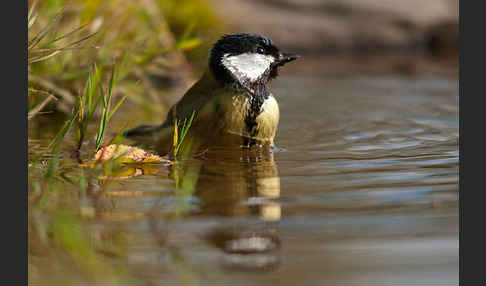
{"left": 175, "top": 146, "right": 282, "bottom": 271}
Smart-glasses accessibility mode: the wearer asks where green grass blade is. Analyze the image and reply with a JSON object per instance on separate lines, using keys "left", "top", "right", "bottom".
{"left": 87, "top": 63, "right": 102, "bottom": 117}
{"left": 47, "top": 109, "right": 79, "bottom": 151}
{"left": 86, "top": 65, "right": 95, "bottom": 112}
{"left": 107, "top": 95, "right": 128, "bottom": 122}
{"left": 179, "top": 111, "right": 196, "bottom": 144}
{"left": 95, "top": 113, "right": 107, "bottom": 150}
{"left": 180, "top": 21, "right": 197, "bottom": 41}
{"left": 28, "top": 14, "right": 38, "bottom": 30}
{"left": 49, "top": 23, "right": 89, "bottom": 44}
{"left": 175, "top": 38, "right": 201, "bottom": 51}
{"left": 45, "top": 109, "right": 79, "bottom": 178}
{"left": 108, "top": 64, "right": 117, "bottom": 98}
{"left": 28, "top": 1, "right": 37, "bottom": 22}
{"left": 116, "top": 54, "right": 128, "bottom": 81}
{"left": 95, "top": 88, "right": 108, "bottom": 150}
{"left": 28, "top": 50, "right": 62, "bottom": 64}
{"left": 89, "top": 91, "right": 104, "bottom": 121}
{"left": 172, "top": 111, "right": 196, "bottom": 158}
{"left": 29, "top": 28, "right": 97, "bottom": 64}
{"left": 173, "top": 119, "right": 179, "bottom": 153}
{"left": 28, "top": 8, "right": 63, "bottom": 49}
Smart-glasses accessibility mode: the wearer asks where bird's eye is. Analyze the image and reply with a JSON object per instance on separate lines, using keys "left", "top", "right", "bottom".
{"left": 256, "top": 47, "right": 265, "bottom": 54}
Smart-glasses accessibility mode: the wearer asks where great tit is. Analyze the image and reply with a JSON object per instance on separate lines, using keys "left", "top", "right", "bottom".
{"left": 124, "top": 33, "right": 299, "bottom": 154}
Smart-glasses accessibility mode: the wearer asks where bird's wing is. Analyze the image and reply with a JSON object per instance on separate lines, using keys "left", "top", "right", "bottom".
{"left": 163, "top": 70, "right": 224, "bottom": 127}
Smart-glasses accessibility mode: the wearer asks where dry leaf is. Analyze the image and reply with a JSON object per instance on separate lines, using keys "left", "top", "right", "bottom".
{"left": 92, "top": 144, "right": 170, "bottom": 164}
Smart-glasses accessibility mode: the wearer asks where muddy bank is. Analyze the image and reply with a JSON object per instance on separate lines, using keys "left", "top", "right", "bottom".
{"left": 211, "top": 0, "right": 458, "bottom": 56}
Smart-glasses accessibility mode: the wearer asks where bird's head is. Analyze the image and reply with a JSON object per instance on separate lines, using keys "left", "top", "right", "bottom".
{"left": 209, "top": 33, "right": 299, "bottom": 89}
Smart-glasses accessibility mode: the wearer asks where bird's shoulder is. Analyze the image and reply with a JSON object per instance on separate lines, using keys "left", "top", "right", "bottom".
{"left": 165, "top": 70, "right": 227, "bottom": 123}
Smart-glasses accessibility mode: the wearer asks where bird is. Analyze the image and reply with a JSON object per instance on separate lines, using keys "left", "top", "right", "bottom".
{"left": 124, "top": 33, "right": 299, "bottom": 155}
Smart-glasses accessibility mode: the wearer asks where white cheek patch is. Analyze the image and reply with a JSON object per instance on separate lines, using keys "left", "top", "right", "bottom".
{"left": 222, "top": 53, "right": 274, "bottom": 82}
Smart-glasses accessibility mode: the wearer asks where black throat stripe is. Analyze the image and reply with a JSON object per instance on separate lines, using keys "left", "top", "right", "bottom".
{"left": 243, "top": 90, "right": 269, "bottom": 147}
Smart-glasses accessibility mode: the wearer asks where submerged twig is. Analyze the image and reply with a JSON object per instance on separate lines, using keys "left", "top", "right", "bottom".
{"left": 28, "top": 93, "right": 57, "bottom": 120}
{"left": 28, "top": 75, "right": 76, "bottom": 106}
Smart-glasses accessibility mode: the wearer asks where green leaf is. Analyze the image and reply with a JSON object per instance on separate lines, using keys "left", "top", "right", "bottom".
{"left": 175, "top": 38, "right": 201, "bottom": 51}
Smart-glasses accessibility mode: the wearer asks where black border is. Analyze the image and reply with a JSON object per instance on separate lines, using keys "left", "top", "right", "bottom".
{"left": 460, "top": 0, "right": 484, "bottom": 285}
{"left": 458, "top": 0, "right": 462, "bottom": 283}
{"left": 7, "top": 0, "right": 28, "bottom": 285}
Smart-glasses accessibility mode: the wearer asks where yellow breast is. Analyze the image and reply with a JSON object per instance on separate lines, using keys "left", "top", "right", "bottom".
{"left": 221, "top": 93, "right": 280, "bottom": 145}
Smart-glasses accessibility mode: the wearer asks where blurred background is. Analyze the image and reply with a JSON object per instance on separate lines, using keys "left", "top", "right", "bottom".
{"left": 28, "top": 0, "right": 458, "bottom": 122}
{"left": 212, "top": 0, "right": 458, "bottom": 76}
{"left": 28, "top": 1, "right": 459, "bottom": 286}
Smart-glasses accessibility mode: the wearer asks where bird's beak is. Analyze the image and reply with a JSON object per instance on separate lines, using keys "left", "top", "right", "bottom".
{"left": 277, "top": 52, "right": 300, "bottom": 65}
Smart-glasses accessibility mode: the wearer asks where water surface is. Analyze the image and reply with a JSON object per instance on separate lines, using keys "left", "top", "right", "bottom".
{"left": 29, "top": 75, "right": 459, "bottom": 286}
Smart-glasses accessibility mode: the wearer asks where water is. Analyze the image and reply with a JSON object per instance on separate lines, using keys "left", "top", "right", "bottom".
{"left": 28, "top": 75, "right": 459, "bottom": 285}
